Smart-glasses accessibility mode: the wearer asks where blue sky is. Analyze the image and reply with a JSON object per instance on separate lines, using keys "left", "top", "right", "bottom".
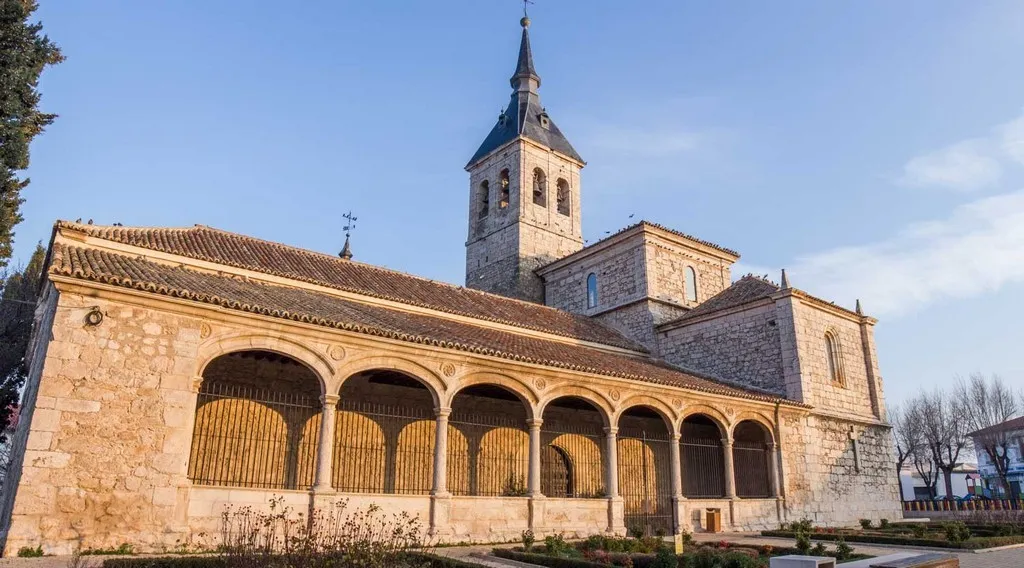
{"left": 13, "top": 0, "right": 1024, "bottom": 406}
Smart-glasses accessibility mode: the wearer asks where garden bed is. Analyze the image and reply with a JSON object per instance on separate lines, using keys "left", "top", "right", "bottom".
{"left": 492, "top": 534, "right": 871, "bottom": 567}
{"left": 762, "top": 518, "right": 1024, "bottom": 551}
{"left": 104, "top": 553, "right": 479, "bottom": 568}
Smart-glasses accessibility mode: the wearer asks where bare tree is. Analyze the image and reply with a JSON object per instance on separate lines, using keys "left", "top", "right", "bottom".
{"left": 956, "top": 373, "right": 1021, "bottom": 501}
{"left": 890, "top": 402, "right": 923, "bottom": 500}
{"left": 918, "top": 389, "right": 971, "bottom": 499}
{"left": 905, "top": 399, "right": 939, "bottom": 499}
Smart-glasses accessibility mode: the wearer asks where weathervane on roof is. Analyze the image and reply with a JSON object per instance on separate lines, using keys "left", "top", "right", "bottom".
{"left": 339, "top": 210, "right": 357, "bottom": 260}
{"left": 522, "top": 0, "right": 533, "bottom": 26}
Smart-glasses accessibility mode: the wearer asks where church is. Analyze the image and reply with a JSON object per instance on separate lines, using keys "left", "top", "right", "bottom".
{"left": 0, "top": 16, "right": 901, "bottom": 554}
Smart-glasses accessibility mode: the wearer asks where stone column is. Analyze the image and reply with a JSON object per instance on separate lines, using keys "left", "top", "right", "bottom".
{"left": 432, "top": 407, "right": 452, "bottom": 497}
{"left": 527, "top": 418, "right": 546, "bottom": 533}
{"left": 313, "top": 394, "right": 340, "bottom": 492}
{"left": 722, "top": 438, "right": 737, "bottom": 499}
{"left": 605, "top": 427, "right": 624, "bottom": 534}
{"left": 669, "top": 432, "right": 687, "bottom": 534}
{"left": 429, "top": 406, "right": 453, "bottom": 539}
{"left": 768, "top": 443, "right": 781, "bottom": 498}
{"left": 527, "top": 418, "right": 543, "bottom": 497}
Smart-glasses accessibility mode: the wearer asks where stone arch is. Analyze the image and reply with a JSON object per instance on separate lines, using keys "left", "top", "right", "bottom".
{"left": 446, "top": 372, "right": 538, "bottom": 419}
{"left": 334, "top": 355, "right": 445, "bottom": 408}
{"left": 195, "top": 334, "right": 333, "bottom": 395}
{"left": 614, "top": 395, "right": 676, "bottom": 432}
{"left": 729, "top": 411, "right": 776, "bottom": 444}
{"left": 538, "top": 386, "right": 613, "bottom": 428}
{"left": 732, "top": 419, "right": 774, "bottom": 498}
{"left": 678, "top": 405, "right": 730, "bottom": 437}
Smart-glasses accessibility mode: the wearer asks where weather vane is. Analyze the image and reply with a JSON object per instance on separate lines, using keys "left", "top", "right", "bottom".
{"left": 339, "top": 210, "right": 358, "bottom": 260}
{"left": 343, "top": 210, "right": 358, "bottom": 239}
{"left": 523, "top": 0, "right": 533, "bottom": 17}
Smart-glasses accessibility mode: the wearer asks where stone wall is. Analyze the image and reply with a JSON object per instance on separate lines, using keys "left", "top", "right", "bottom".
{"left": 659, "top": 302, "right": 786, "bottom": 395}
{"left": 543, "top": 237, "right": 646, "bottom": 316}
{"left": 781, "top": 414, "right": 902, "bottom": 526}
{"left": 2, "top": 292, "right": 203, "bottom": 554}
{"left": 643, "top": 236, "right": 731, "bottom": 308}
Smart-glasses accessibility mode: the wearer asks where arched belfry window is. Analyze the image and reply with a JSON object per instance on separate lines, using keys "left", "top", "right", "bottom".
{"left": 825, "top": 330, "right": 845, "bottom": 386}
{"left": 556, "top": 179, "right": 570, "bottom": 216}
{"left": 532, "top": 168, "right": 547, "bottom": 207}
{"left": 499, "top": 169, "right": 510, "bottom": 209}
{"left": 586, "top": 273, "right": 598, "bottom": 308}
{"left": 685, "top": 266, "right": 698, "bottom": 302}
{"left": 478, "top": 180, "right": 490, "bottom": 219}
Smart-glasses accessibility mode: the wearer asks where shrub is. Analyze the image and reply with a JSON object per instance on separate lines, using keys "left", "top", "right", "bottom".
{"left": 794, "top": 532, "right": 811, "bottom": 555}
{"left": 859, "top": 519, "right": 872, "bottom": 530}
{"left": 793, "top": 518, "right": 813, "bottom": 533}
{"left": 650, "top": 547, "right": 677, "bottom": 568}
{"left": 879, "top": 519, "right": 890, "bottom": 529}
{"left": 545, "top": 533, "right": 578, "bottom": 558}
{"left": 522, "top": 530, "right": 535, "bottom": 552}
{"left": 17, "top": 546, "right": 43, "bottom": 558}
{"left": 944, "top": 521, "right": 972, "bottom": 544}
{"left": 809, "top": 542, "right": 826, "bottom": 556}
{"left": 834, "top": 538, "right": 854, "bottom": 561}
{"left": 83, "top": 543, "right": 135, "bottom": 556}
{"left": 629, "top": 524, "right": 646, "bottom": 539}
{"left": 679, "top": 531, "right": 694, "bottom": 546}
{"left": 911, "top": 525, "right": 926, "bottom": 538}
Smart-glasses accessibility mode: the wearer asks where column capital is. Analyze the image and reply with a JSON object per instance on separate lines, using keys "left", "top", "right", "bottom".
{"left": 604, "top": 426, "right": 619, "bottom": 436}
{"left": 434, "top": 406, "right": 452, "bottom": 418}
{"left": 721, "top": 438, "right": 733, "bottom": 447}
{"left": 321, "top": 394, "right": 340, "bottom": 405}
{"left": 670, "top": 432, "right": 681, "bottom": 442}
{"left": 526, "top": 418, "right": 544, "bottom": 428}
{"left": 190, "top": 376, "right": 204, "bottom": 393}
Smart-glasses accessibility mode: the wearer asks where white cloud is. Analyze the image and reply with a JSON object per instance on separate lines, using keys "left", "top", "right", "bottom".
{"left": 997, "top": 113, "right": 1024, "bottom": 164}
{"left": 778, "top": 190, "right": 1024, "bottom": 317}
{"left": 899, "top": 139, "right": 1002, "bottom": 192}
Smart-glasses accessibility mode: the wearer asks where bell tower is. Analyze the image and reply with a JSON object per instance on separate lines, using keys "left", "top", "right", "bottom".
{"left": 465, "top": 16, "right": 585, "bottom": 303}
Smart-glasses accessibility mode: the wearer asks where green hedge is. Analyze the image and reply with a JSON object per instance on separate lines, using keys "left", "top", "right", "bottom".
{"left": 103, "top": 553, "right": 478, "bottom": 568}
{"left": 492, "top": 549, "right": 606, "bottom": 568}
{"left": 761, "top": 530, "right": 1024, "bottom": 550}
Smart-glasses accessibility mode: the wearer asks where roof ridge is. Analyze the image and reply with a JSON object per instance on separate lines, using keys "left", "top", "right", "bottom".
{"left": 57, "top": 219, "right": 648, "bottom": 353}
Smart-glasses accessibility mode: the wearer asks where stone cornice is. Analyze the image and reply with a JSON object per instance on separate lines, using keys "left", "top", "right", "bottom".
{"left": 464, "top": 135, "right": 585, "bottom": 171}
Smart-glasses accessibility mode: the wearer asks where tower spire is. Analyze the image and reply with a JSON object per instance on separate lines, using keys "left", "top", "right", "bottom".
{"left": 511, "top": 14, "right": 540, "bottom": 93}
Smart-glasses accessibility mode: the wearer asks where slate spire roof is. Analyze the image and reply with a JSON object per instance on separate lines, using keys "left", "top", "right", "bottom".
{"left": 467, "top": 17, "right": 583, "bottom": 167}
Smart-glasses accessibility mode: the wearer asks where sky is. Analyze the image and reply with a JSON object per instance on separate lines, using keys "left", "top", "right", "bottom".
{"left": 11, "top": 0, "right": 1024, "bottom": 407}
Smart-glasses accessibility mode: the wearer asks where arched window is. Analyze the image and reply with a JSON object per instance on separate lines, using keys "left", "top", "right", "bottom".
{"left": 556, "top": 179, "right": 570, "bottom": 216}
{"left": 825, "top": 331, "right": 844, "bottom": 386}
{"left": 478, "top": 180, "right": 489, "bottom": 219}
{"left": 586, "top": 273, "right": 598, "bottom": 308}
{"left": 499, "top": 169, "right": 510, "bottom": 209}
{"left": 532, "top": 168, "right": 547, "bottom": 207}
{"left": 684, "top": 266, "right": 698, "bottom": 302}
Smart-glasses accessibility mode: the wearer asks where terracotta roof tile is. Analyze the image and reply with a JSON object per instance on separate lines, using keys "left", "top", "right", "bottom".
{"left": 58, "top": 221, "right": 644, "bottom": 352}
{"left": 49, "top": 242, "right": 793, "bottom": 405}
{"left": 659, "top": 275, "right": 780, "bottom": 327}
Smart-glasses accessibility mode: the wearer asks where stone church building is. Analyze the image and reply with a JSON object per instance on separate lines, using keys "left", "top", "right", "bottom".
{"left": 0, "top": 17, "right": 901, "bottom": 554}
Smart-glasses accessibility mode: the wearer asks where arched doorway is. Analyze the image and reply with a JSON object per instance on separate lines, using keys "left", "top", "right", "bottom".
{"left": 540, "top": 397, "right": 606, "bottom": 499}
{"left": 333, "top": 369, "right": 448, "bottom": 494}
{"left": 448, "top": 385, "right": 530, "bottom": 496}
{"left": 618, "top": 406, "right": 674, "bottom": 535}
{"left": 733, "top": 420, "right": 773, "bottom": 498}
{"left": 680, "top": 414, "right": 726, "bottom": 498}
{"left": 187, "top": 350, "right": 322, "bottom": 490}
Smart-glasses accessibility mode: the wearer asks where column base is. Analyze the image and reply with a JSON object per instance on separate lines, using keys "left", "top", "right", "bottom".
{"left": 428, "top": 494, "right": 453, "bottom": 540}
{"left": 606, "top": 497, "right": 626, "bottom": 535}
{"left": 672, "top": 496, "right": 689, "bottom": 535}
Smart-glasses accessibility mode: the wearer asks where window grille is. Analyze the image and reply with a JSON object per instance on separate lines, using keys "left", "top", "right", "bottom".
{"left": 619, "top": 427, "right": 674, "bottom": 535}
{"left": 680, "top": 417, "right": 725, "bottom": 498}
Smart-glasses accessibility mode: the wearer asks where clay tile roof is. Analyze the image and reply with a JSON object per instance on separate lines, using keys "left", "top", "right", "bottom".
{"left": 659, "top": 275, "right": 780, "bottom": 327}
{"left": 56, "top": 221, "right": 644, "bottom": 352}
{"left": 969, "top": 416, "right": 1024, "bottom": 438}
{"left": 49, "top": 242, "right": 793, "bottom": 404}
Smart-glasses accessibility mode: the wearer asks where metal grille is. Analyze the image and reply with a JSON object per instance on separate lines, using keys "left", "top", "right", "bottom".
{"left": 681, "top": 420, "right": 725, "bottom": 498}
{"left": 333, "top": 400, "right": 445, "bottom": 494}
{"left": 734, "top": 441, "right": 771, "bottom": 498}
{"left": 541, "top": 421, "right": 605, "bottom": 498}
{"left": 448, "top": 411, "right": 529, "bottom": 496}
{"left": 619, "top": 428, "right": 674, "bottom": 535}
{"left": 188, "top": 381, "right": 321, "bottom": 490}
